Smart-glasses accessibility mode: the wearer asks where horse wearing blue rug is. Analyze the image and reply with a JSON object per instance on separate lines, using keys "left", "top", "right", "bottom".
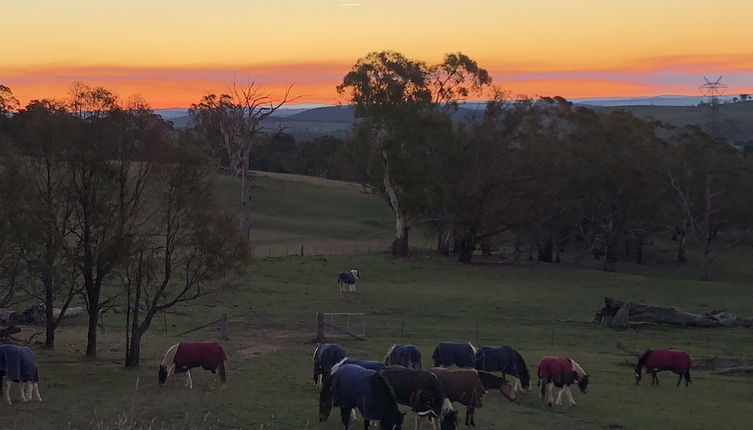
{"left": 313, "top": 343, "right": 347, "bottom": 386}
{"left": 432, "top": 342, "right": 477, "bottom": 368}
{"left": 0, "top": 344, "right": 42, "bottom": 405}
{"left": 338, "top": 269, "right": 360, "bottom": 293}
{"left": 380, "top": 365, "right": 458, "bottom": 430}
{"left": 385, "top": 344, "right": 422, "bottom": 369}
{"left": 319, "top": 363, "right": 404, "bottom": 430}
{"left": 474, "top": 346, "right": 530, "bottom": 392}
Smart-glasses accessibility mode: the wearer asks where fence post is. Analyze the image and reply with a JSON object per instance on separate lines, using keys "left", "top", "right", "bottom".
{"left": 316, "top": 312, "right": 325, "bottom": 342}
{"left": 220, "top": 313, "right": 228, "bottom": 340}
{"left": 550, "top": 324, "right": 554, "bottom": 346}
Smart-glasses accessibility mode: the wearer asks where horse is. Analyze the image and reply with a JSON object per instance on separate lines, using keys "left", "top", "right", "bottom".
{"left": 158, "top": 342, "right": 227, "bottom": 389}
{"left": 432, "top": 342, "right": 477, "bottom": 368}
{"left": 430, "top": 368, "right": 514, "bottom": 427}
{"left": 319, "top": 363, "right": 405, "bottom": 430}
{"left": 474, "top": 345, "right": 530, "bottom": 392}
{"left": 537, "top": 356, "right": 589, "bottom": 407}
{"left": 380, "top": 365, "right": 458, "bottom": 430}
{"left": 338, "top": 269, "right": 360, "bottom": 293}
{"left": 385, "top": 344, "right": 422, "bottom": 369}
{"left": 313, "top": 343, "right": 347, "bottom": 386}
{"left": 0, "top": 344, "right": 41, "bottom": 405}
{"left": 635, "top": 349, "right": 692, "bottom": 387}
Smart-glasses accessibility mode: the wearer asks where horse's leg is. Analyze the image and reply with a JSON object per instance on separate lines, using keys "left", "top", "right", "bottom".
{"left": 555, "top": 386, "right": 564, "bottom": 405}
{"left": 3, "top": 379, "right": 11, "bottom": 405}
{"left": 340, "top": 407, "right": 351, "bottom": 429}
{"left": 676, "top": 373, "right": 683, "bottom": 387}
{"left": 469, "top": 408, "right": 476, "bottom": 427}
{"left": 185, "top": 371, "right": 193, "bottom": 389}
{"left": 22, "top": 382, "right": 31, "bottom": 402}
{"left": 33, "top": 383, "right": 42, "bottom": 401}
{"left": 685, "top": 371, "right": 692, "bottom": 387}
{"left": 464, "top": 407, "right": 470, "bottom": 426}
{"left": 566, "top": 386, "right": 576, "bottom": 406}
{"left": 514, "top": 376, "right": 522, "bottom": 392}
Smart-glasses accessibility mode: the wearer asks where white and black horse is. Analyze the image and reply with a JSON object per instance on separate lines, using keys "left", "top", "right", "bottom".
{"left": 313, "top": 343, "right": 347, "bottom": 386}
{"left": 319, "top": 363, "right": 405, "bottom": 430}
{"left": 159, "top": 342, "right": 227, "bottom": 389}
{"left": 385, "top": 344, "right": 422, "bottom": 369}
{"left": 432, "top": 342, "right": 477, "bottom": 368}
{"left": 338, "top": 269, "right": 360, "bottom": 293}
{"left": 537, "top": 356, "right": 589, "bottom": 407}
{"left": 474, "top": 345, "right": 530, "bottom": 392}
{"left": 0, "top": 344, "right": 41, "bottom": 405}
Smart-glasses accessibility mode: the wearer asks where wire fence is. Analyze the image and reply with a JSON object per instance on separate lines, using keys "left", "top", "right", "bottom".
{"left": 251, "top": 240, "right": 395, "bottom": 258}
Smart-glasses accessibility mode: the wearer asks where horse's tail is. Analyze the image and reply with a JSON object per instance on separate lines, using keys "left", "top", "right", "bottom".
{"left": 539, "top": 377, "right": 546, "bottom": 399}
{"left": 218, "top": 360, "right": 227, "bottom": 384}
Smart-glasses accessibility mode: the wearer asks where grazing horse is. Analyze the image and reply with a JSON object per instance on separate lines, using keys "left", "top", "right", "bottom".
{"left": 380, "top": 365, "right": 458, "bottom": 430}
{"left": 338, "top": 269, "right": 360, "bottom": 293}
{"left": 313, "top": 343, "right": 347, "bottom": 386}
{"left": 635, "top": 349, "right": 692, "bottom": 387}
{"left": 432, "top": 342, "right": 477, "bottom": 368}
{"left": 158, "top": 342, "right": 227, "bottom": 389}
{"left": 0, "top": 344, "right": 41, "bottom": 405}
{"left": 430, "top": 368, "right": 514, "bottom": 427}
{"left": 474, "top": 346, "right": 530, "bottom": 392}
{"left": 537, "top": 356, "right": 589, "bottom": 407}
{"left": 319, "top": 363, "right": 405, "bottom": 430}
{"left": 385, "top": 344, "right": 423, "bottom": 369}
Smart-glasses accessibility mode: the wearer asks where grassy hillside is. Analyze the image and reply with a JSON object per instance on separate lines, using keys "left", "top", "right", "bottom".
{"left": 2, "top": 172, "right": 753, "bottom": 430}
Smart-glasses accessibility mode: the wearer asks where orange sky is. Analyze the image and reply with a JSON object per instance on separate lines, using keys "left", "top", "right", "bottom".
{"left": 3, "top": 0, "right": 752, "bottom": 108}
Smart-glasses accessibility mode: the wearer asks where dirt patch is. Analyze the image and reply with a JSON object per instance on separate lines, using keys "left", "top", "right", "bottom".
{"left": 233, "top": 328, "right": 311, "bottom": 359}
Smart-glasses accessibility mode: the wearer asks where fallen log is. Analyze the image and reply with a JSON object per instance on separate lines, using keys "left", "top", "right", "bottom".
{"left": 0, "top": 325, "right": 21, "bottom": 340}
{"left": 596, "top": 297, "right": 753, "bottom": 328}
{"left": 0, "top": 308, "right": 20, "bottom": 326}
{"left": 712, "top": 366, "right": 753, "bottom": 375}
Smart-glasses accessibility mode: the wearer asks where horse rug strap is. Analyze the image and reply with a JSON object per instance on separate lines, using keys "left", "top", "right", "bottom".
{"left": 434, "top": 343, "right": 475, "bottom": 367}
{"left": 430, "top": 368, "right": 484, "bottom": 408}
{"left": 381, "top": 365, "right": 439, "bottom": 416}
{"left": 0, "top": 344, "right": 25, "bottom": 382}
{"left": 173, "top": 342, "right": 227, "bottom": 374}
{"left": 333, "top": 364, "right": 381, "bottom": 421}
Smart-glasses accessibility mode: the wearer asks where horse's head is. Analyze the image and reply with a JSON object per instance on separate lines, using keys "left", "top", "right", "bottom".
{"left": 350, "top": 269, "right": 360, "bottom": 279}
{"left": 318, "top": 374, "right": 334, "bottom": 422}
{"left": 577, "top": 374, "right": 590, "bottom": 394}
{"left": 500, "top": 379, "right": 517, "bottom": 401}
{"left": 379, "top": 410, "right": 405, "bottom": 430}
{"left": 158, "top": 365, "right": 168, "bottom": 385}
{"left": 440, "top": 409, "right": 459, "bottom": 430}
{"left": 634, "top": 367, "right": 642, "bottom": 385}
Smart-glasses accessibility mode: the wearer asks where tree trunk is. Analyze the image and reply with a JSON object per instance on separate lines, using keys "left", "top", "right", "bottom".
{"left": 86, "top": 307, "right": 98, "bottom": 357}
{"left": 437, "top": 227, "right": 453, "bottom": 256}
{"left": 537, "top": 238, "right": 553, "bottom": 263}
{"left": 480, "top": 237, "right": 492, "bottom": 257}
{"left": 701, "top": 238, "right": 712, "bottom": 281}
{"left": 457, "top": 230, "right": 476, "bottom": 264}
{"left": 676, "top": 230, "right": 687, "bottom": 263}
{"left": 382, "top": 151, "right": 409, "bottom": 257}
{"left": 602, "top": 244, "right": 618, "bottom": 272}
{"left": 126, "top": 328, "right": 143, "bottom": 367}
{"left": 44, "top": 285, "right": 55, "bottom": 349}
{"left": 240, "top": 145, "right": 252, "bottom": 241}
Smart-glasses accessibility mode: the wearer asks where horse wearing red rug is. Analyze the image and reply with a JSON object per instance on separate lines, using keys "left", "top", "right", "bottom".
{"left": 635, "top": 349, "right": 692, "bottom": 387}
{"left": 537, "top": 356, "right": 588, "bottom": 407}
{"left": 158, "top": 342, "right": 227, "bottom": 389}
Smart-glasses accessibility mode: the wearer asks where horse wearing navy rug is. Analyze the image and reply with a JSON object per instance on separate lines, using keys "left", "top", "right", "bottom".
{"left": 430, "top": 368, "right": 515, "bottom": 427}
{"left": 158, "top": 342, "right": 227, "bottom": 389}
{"left": 338, "top": 269, "right": 360, "bottom": 293}
{"left": 380, "top": 365, "right": 458, "bottom": 430}
{"left": 474, "top": 346, "right": 530, "bottom": 392}
{"left": 319, "top": 363, "right": 404, "bottom": 430}
{"left": 635, "top": 349, "right": 692, "bottom": 387}
{"left": 385, "top": 344, "right": 422, "bottom": 369}
{"left": 537, "top": 356, "right": 588, "bottom": 407}
{"left": 313, "top": 343, "right": 347, "bottom": 386}
{"left": 432, "top": 342, "right": 477, "bottom": 368}
{"left": 0, "top": 344, "right": 42, "bottom": 405}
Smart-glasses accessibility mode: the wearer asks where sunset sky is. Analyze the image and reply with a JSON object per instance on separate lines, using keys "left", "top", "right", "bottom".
{"left": 3, "top": 0, "right": 752, "bottom": 108}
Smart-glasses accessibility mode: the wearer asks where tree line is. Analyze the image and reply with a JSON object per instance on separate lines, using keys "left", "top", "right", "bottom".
{"left": 0, "top": 83, "right": 247, "bottom": 365}
{"left": 334, "top": 51, "right": 753, "bottom": 280}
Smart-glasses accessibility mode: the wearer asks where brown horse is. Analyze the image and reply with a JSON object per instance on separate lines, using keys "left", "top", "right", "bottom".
{"left": 430, "top": 368, "right": 515, "bottom": 427}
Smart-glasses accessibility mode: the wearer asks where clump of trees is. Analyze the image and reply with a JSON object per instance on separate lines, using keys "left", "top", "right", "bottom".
{"left": 336, "top": 51, "right": 753, "bottom": 279}
{"left": 0, "top": 84, "right": 247, "bottom": 364}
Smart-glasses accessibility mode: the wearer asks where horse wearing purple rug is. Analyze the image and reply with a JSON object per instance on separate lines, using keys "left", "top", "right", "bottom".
{"left": 319, "top": 363, "right": 404, "bottom": 430}
{"left": 537, "top": 356, "right": 588, "bottom": 407}
{"left": 158, "top": 342, "right": 227, "bottom": 389}
{"left": 0, "top": 344, "right": 41, "bottom": 405}
{"left": 474, "top": 345, "right": 530, "bottom": 392}
{"left": 635, "top": 349, "right": 692, "bottom": 387}
{"left": 313, "top": 343, "right": 347, "bottom": 386}
{"left": 385, "top": 344, "right": 422, "bottom": 369}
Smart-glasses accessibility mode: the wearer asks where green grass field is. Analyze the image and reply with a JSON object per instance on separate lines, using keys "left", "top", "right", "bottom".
{"left": 2, "top": 172, "right": 753, "bottom": 430}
